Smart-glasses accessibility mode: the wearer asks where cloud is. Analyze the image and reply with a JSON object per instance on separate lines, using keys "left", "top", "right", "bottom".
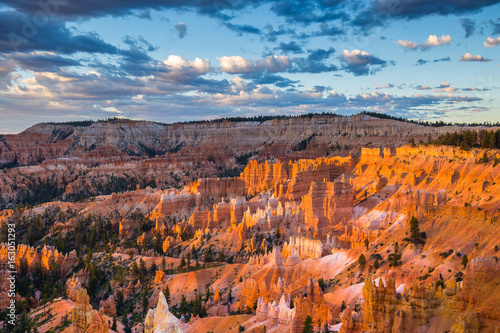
{"left": 439, "top": 81, "right": 450, "bottom": 87}
{"left": 0, "top": 0, "right": 255, "bottom": 21}
{"left": 395, "top": 40, "right": 418, "bottom": 50}
{"left": 483, "top": 36, "right": 500, "bottom": 48}
{"left": 218, "top": 56, "right": 258, "bottom": 74}
{"left": 175, "top": 22, "right": 187, "bottom": 38}
{"left": 459, "top": 18, "right": 476, "bottom": 38}
{"left": 159, "top": 55, "right": 212, "bottom": 82}
{"left": 0, "top": 11, "right": 120, "bottom": 55}
{"left": 375, "top": 83, "right": 394, "bottom": 89}
{"left": 224, "top": 22, "right": 261, "bottom": 35}
{"left": 218, "top": 50, "right": 338, "bottom": 75}
{"left": 354, "top": 0, "right": 500, "bottom": 30}
{"left": 489, "top": 19, "right": 500, "bottom": 35}
{"left": 415, "top": 57, "right": 451, "bottom": 66}
{"left": 276, "top": 41, "right": 303, "bottom": 54}
{"left": 9, "top": 51, "right": 81, "bottom": 72}
{"left": 459, "top": 53, "right": 491, "bottom": 62}
{"left": 340, "top": 49, "right": 387, "bottom": 76}
{"left": 395, "top": 34, "right": 452, "bottom": 50}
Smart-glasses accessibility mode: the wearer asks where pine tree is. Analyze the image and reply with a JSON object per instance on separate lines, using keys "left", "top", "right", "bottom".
{"left": 462, "top": 254, "right": 469, "bottom": 268}
{"left": 390, "top": 242, "right": 401, "bottom": 267}
{"left": 163, "top": 285, "right": 171, "bottom": 304}
{"left": 302, "top": 315, "right": 314, "bottom": 333}
{"left": 180, "top": 294, "right": 187, "bottom": 315}
{"left": 162, "top": 256, "right": 166, "bottom": 270}
{"left": 358, "top": 254, "right": 366, "bottom": 265}
{"left": 409, "top": 216, "right": 420, "bottom": 242}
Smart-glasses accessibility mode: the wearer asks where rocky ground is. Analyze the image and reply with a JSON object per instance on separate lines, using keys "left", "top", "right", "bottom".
{"left": 1, "top": 115, "right": 500, "bottom": 333}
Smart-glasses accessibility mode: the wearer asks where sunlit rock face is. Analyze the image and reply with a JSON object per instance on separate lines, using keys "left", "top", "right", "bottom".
{"left": 144, "top": 291, "right": 183, "bottom": 333}
{"left": 72, "top": 288, "right": 109, "bottom": 333}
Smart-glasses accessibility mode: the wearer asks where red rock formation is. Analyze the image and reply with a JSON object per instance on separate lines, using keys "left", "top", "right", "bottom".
{"left": 290, "top": 277, "right": 333, "bottom": 333}
{"left": 99, "top": 295, "right": 116, "bottom": 316}
{"left": 72, "top": 288, "right": 109, "bottom": 333}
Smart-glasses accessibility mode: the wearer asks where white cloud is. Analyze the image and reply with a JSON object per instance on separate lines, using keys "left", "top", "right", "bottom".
{"left": 218, "top": 55, "right": 291, "bottom": 74}
{"left": 160, "top": 55, "right": 211, "bottom": 81}
{"left": 395, "top": 34, "right": 452, "bottom": 50}
{"left": 218, "top": 56, "right": 256, "bottom": 74}
{"left": 483, "top": 36, "right": 500, "bottom": 48}
{"left": 459, "top": 53, "right": 491, "bottom": 62}
{"left": 395, "top": 40, "right": 418, "bottom": 50}
{"left": 341, "top": 49, "right": 373, "bottom": 65}
{"left": 422, "top": 34, "right": 452, "bottom": 48}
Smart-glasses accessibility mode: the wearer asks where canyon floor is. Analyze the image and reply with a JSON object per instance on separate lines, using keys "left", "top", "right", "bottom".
{"left": 1, "top": 115, "right": 500, "bottom": 333}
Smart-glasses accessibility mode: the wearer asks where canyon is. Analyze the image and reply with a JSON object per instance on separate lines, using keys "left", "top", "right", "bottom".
{"left": 0, "top": 115, "right": 499, "bottom": 333}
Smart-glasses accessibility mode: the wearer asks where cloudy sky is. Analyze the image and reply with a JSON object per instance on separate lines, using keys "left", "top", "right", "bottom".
{"left": 0, "top": 0, "right": 499, "bottom": 133}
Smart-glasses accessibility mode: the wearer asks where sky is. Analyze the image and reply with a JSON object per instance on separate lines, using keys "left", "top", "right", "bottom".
{"left": 0, "top": 0, "right": 499, "bottom": 133}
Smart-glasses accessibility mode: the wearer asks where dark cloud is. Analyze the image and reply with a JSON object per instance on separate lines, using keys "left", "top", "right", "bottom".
{"left": 270, "top": 0, "right": 347, "bottom": 24}
{"left": 354, "top": 0, "right": 500, "bottom": 30}
{"left": 175, "top": 22, "right": 187, "bottom": 38}
{"left": 262, "top": 24, "right": 295, "bottom": 42}
{"left": 489, "top": 18, "right": 500, "bottom": 34}
{"left": 316, "top": 22, "right": 343, "bottom": 36}
{"left": 415, "top": 57, "right": 451, "bottom": 66}
{"left": 276, "top": 41, "right": 303, "bottom": 54}
{"left": 459, "top": 18, "right": 475, "bottom": 38}
{"left": 242, "top": 72, "right": 299, "bottom": 88}
{"left": 9, "top": 52, "right": 81, "bottom": 71}
{"left": 0, "top": 0, "right": 261, "bottom": 21}
{"left": 224, "top": 22, "right": 261, "bottom": 35}
{"left": 0, "top": 11, "right": 120, "bottom": 54}
{"left": 340, "top": 50, "right": 388, "bottom": 76}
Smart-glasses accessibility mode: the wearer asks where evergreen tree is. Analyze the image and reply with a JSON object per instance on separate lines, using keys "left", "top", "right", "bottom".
{"left": 462, "top": 254, "right": 469, "bottom": 268}
{"left": 390, "top": 242, "right": 401, "bottom": 267}
{"left": 163, "top": 285, "right": 171, "bottom": 304}
{"left": 302, "top": 315, "right": 314, "bottom": 333}
{"left": 409, "top": 216, "right": 420, "bottom": 242}
{"left": 115, "top": 290, "right": 124, "bottom": 316}
{"left": 358, "top": 254, "right": 366, "bottom": 265}
{"left": 180, "top": 294, "right": 187, "bottom": 315}
{"left": 205, "top": 286, "right": 212, "bottom": 302}
{"left": 162, "top": 256, "right": 166, "bottom": 270}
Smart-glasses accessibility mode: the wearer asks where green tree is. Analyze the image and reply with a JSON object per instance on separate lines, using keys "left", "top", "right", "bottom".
{"left": 142, "top": 291, "right": 149, "bottom": 314}
{"left": 390, "top": 242, "right": 401, "bottom": 267}
{"left": 364, "top": 237, "right": 369, "bottom": 250}
{"left": 163, "top": 285, "right": 171, "bottom": 304}
{"left": 479, "top": 151, "right": 488, "bottom": 164}
{"left": 115, "top": 290, "right": 124, "bottom": 316}
{"left": 162, "top": 256, "right": 166, "bottom": 270}
{"left": 322, "top": 321, "right": 331, "bottom": 333}
{"left": 180, "top": 294, "right": 187, "bottom": 314}
{"left": 373, "top": 259, "right": 380, "bottom": 270}
{"left": 409, "top": 216, "right": 420, "bottom": 242}
{"left": 302, "top": 315, "right": 314, "bottom": 333}
{"left": 358, "top": 254, "right": 366, "bottom": 266}
{"left": 205, "top": 286, "right": 212, "bottom": 302}
{"left": 462, "top": 254, "right": 469, "bottom": 268}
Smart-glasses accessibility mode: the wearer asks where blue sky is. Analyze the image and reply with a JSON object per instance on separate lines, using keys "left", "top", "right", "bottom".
{"left": 0, "top": 0, "right": 499, "bottom": 133}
